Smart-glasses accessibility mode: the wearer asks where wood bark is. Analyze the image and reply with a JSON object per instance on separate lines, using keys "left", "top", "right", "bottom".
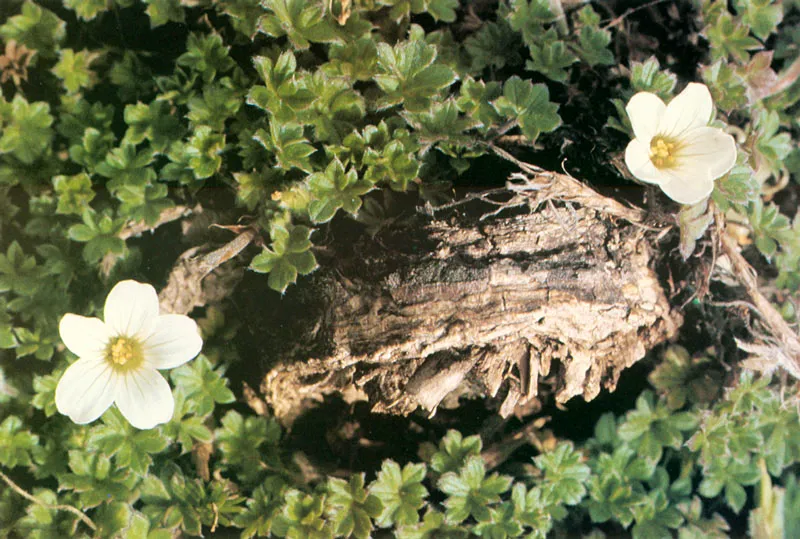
{"left": 242, "top": 172, "right": 683, "bottom": 425}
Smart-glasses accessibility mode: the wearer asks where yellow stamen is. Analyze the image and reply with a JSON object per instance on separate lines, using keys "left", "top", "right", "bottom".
{"left": 649, "top": 136, "right": 679, "bottom": 169}
{"left": 105, "top": 336, "right": 143, "bottom": 372}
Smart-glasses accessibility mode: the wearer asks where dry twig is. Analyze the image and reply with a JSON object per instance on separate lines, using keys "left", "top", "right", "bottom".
{"left": 718, "top": 221, "right": 800, "bottom": 378}
{"left": 0, "top": 469, "right": 96, "bottom": 532}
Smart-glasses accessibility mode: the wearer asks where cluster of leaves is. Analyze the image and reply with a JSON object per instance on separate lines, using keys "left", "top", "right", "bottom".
{"left": 8, "top": 335, "right": 800, "bottom": 538}
{"left": 0, "top": 0, "right": 611, "bottom": 300}
{"left": 2, "top": 0, "right": 800, "bottom": 538}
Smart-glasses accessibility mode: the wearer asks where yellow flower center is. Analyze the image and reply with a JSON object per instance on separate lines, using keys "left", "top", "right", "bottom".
{"left": 649, "top": 136, "right": 679, "bottom": 169}
{"left": 105, "top": 336, "right": 144, "bottom": 372}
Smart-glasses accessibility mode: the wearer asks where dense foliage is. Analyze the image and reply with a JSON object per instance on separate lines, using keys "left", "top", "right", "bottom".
{"left": 1, "top": 0, "right": 800, "bottom": 536}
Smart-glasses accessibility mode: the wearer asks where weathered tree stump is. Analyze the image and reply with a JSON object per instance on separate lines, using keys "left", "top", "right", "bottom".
{"left": 242, "top": 171, "right": 682, "bottom": 424}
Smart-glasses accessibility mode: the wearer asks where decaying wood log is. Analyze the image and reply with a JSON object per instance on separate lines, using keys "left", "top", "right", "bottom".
{"left": 247, "top": 170, "right": 683, "bottom": 425}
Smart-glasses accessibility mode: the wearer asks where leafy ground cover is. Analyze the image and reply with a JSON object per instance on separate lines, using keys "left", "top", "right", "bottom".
{"left": 1, "top": 0, "right": 800, "bottom": 536}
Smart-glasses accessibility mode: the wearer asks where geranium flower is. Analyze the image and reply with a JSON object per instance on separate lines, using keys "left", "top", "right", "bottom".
{"left": 624, "top": 82, "right": 737, "bottom": 205}
{"left": 55, "top": 280, "right": 202, "bottom": 430}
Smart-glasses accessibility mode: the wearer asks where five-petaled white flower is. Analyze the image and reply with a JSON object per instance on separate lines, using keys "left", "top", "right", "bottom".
{"left": 624, "top": 82, "right": 737, "bottom": 205}
{"left": 55, "top": 280, "right": 202, "bottom": 430}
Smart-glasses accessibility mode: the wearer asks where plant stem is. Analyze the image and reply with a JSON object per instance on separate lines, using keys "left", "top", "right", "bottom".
{"left": 0, "top": 468, "right": 96, "bottom": 531}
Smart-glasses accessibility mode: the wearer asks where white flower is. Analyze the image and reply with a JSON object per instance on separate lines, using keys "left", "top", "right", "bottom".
{"left": 624, "top": 82, "right": 737, "bottom": 205}
{"left": 55, "top": 280, "right": 202, "bottom": 430}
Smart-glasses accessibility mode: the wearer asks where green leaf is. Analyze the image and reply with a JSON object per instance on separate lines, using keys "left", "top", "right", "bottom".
{"left": 712, "top": 165, "right": 759, "bottom": 211}
{"left": 574, "top": 25, "right": 614, "bottom": 67}
{"left": 677, "top": 497, "right": 730, "bottom": 539}
{"left": 272, "top": 489, "right": 332, "bottom": 538}
{"left": 176, "top": 32, "right": 235, "bottom": 83}
{"left": 438, "top": 455, "right": 511, "bottom": 523}
{"left": 508, "top": 0, "right": 557, "bottom": 46}
{"left": 403, "top": 99, "right": 480, "bottom": 154}
{"left": 307, "top": 158, "right": 373, "bottom": 223}
{"left": 426, "top": 0, "right": 459, "bottom": 22}
{"left": 110, "top": 51, "right": 155, "bottom": 102}
{"left": 510, "top": 484, "right": 552, "bottom": 535}
{"left": 141, "top": 463, "right": 244, "bottom": 534}
{"left": 170, "top": 355, "right": 235, "bottom": 417}
{"left": 124, "top": 511, "right": 173, "bottom": 539}
{"left": 185, "top": 126, "right": 225, "bottom": 179}
{"left": 160, "top": 389, "right": 214, "bottom": 455}
{"left": 67, "top": 209, "right": 126, "bottom": 263}
{"left": 702, "top": 60, "right": 749, "bottom": 112}
{"left": 96, "top": 142, "right": 157, "bottom": 191}
{"left": 60, "top": 450, "right": 138, "bottom": 509}
{"left": 0, "top": 95, "right": 54, "bottom": 164}
{"left": 94, "top": 502, "right": 135, "bottom": 538}
{"left": 64, "top": 0, "right": 111, "bottom": 21}
{"left": 13, "top": 326, "right": 56, "bottom": 360}
{"left": 326, "top": 474, "right": 383, "bottom": 538}
{"left": 248, "top": 52, "right": 317, "bottom": 121}
{"left": 123, "top": 100, "right": 184, "bottom": 153}
{"left": 0, "top": 240, "right": 45, "bottom": 295}
{"left": 234, "top": 476, "right": 288, "bottom": 538}
{"left": 253, "top": 122, "right": 315, "bottom": 173}
{"left": 143, "top": 0, "right": 185, "bottom": 27}
{"left": 0, "top": 1, "right": 66, "bottom": 59}
{"left": 52, "top": 49, "right": 101, "bottom": 94}
{"left": 301, "top": 71, "right": 366, "bottom": 144}
{"left": 472, "top": 501, "right": 525, "bottom": 537}
{"left": 492, "top": 76, "right": 561, "bottom": 142}
{"left": 52, "top": 173, "right": 95, "bottom": 215}
{"left": 87, "top": 408, "right": 169, "bottom": 476}
{"left": 0, "top": 416, "right": 38, "bottom": 468}
{"left": 216, "top": 0, "right": 263, "bottom": 38}
{"left": 630, "top": 56, "right": 677, "bottom": 99}
{"left": 736, "top": 0, "right": 783, "bottom": 40}
{"left": 187, "top": 83, "right": 242, "bottom": 131}
{"left": 257, "top": 0, "right": 339, "bottom": 49}
{"left": 753, "top": 109, "right": 793, "bottom": 178}
{"left": 648, "top": 345, "right": 722, "bottom": 410}
{"left": 249, "top": 223, "right": 318, "bottom": 293}
{"left": 535, "top": 442, "right": 591, "bottom": 506}
{"left": 430, "top": 430, "right": 482, "bottom": 474}
{"left": 525, "top": 29, "right": 577, "bottom": 83}
{"left": 375, "top": 37, "right": 457, "bottom": 112}
{"left": 215, "top": 410, "right": 282, "bottom": 484}
{"left": 394, "top": 508, "right": 469, "bottom": 539}
{"left": 618, "top": 390, "right": 698, "bottom": 462}
{"left": 704, "top": 13, "right": 762, "bottom": 63}
{"left": 464, "top": 20, "right": 524, "bottom": 73}
{"left": 325, "top": 37, "right": 379, "bottom": 82}
{"left": 370, "top": 460, "right": 428, "bottom": 527}
{"left": 747, "top": 198, "right": 791, "bottom": 261}
{"left": 698, "top": 459, "right": 759, "bottom": 512}
{"left": 31, "top": 371, "right": 60, "bottom": 417}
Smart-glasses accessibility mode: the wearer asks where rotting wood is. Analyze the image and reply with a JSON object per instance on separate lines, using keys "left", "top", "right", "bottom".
{"left": 248, "top": 170, "right": 683, "bottom": 425}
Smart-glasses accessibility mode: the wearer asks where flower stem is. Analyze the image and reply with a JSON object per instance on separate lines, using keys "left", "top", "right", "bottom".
{"left": 0, "top": 468, "right": 97, "bottom": 531}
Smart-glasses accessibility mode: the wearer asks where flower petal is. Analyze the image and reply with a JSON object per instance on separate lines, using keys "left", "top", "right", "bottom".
{"left": 59, "top": 314, "right": 110, "bottom": 358}
{"left": 625, "top": 91, "right": 665, "bottom": 142}
{"left": 115, "top": 368, "right": 175, "bottom": 429}
{"left": 55, "top": 356, "right": 117, "bottom": 425}
{"left": 657, "top": 167, "right": 715, "bottom": 206}
{"left": 660, "top": 83, "right": 713, "bottom": 138}
{"left": 104, "top": 280, "right": 159, "bottom": 340}
{"left": 142, "top": 314, "right": 203, "bottom": 369}
{"left": 676, "top": 126, "right": 737, "bottom": 180}
{"left": 625, "top": 139, "right": 669, "bottom": 185}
